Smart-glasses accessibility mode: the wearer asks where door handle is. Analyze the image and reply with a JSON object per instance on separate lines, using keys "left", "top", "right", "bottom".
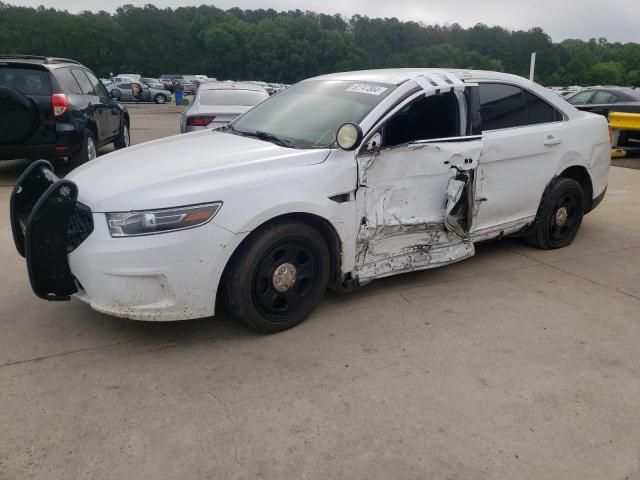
{"left": 543, "top": 135, "right": 562, "bottom": 146}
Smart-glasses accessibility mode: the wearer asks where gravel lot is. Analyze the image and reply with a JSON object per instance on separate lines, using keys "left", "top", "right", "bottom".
{"left": 1, "top": 103, "right": 640, "bottom": 479}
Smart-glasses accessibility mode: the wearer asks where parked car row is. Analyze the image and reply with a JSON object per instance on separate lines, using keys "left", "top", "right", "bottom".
{"left": 565, "top": 86, "right": 640, "bottom": 149}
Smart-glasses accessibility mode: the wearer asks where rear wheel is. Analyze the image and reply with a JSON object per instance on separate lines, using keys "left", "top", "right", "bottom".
{"left": 68, "top": 129, "right": 97, "bottom": 169}
{"left": 154, "top": 94, "right": 167, "bottom": 104}
{"left": 114, "top": 121, "right": 130, "bottom": 150}
{"left": 224, "top": 221, "right": 330, "bottom": 333}
{"left": 523, "top": 177, "right": 585, "bottom": 249}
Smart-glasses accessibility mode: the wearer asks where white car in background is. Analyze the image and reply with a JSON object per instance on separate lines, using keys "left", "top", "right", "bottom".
{"left": 11, "top": 69, "right": 610, "bottom": 333}
{"left": 180, "top": 82, "right": 269, "bottom": 133}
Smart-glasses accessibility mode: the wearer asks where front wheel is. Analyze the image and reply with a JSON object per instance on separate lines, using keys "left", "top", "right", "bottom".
{"left": 224, "top": 221, "right": 330, "bottom": 333}
{"left": 523, "top": 177, "right": 585, "bottom": 249}
{"left": 154, "top": 94, "right": 167, "bottom": 104}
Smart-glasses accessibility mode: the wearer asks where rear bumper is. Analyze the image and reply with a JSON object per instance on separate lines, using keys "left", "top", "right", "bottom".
{"left": 0, "top": 122, "right": 81, "bottom": 161}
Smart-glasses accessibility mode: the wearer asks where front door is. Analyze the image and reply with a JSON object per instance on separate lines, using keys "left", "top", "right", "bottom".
{"left": 353, "top": 90, "right": 483, "bottom": 282}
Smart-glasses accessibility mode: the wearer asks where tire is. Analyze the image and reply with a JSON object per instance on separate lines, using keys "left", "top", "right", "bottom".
{"left": 522, "top": 177, "right": 585, "bottom": 250}
{"left": 154, "top": 94, "right": 167, "bottom": 104}
{"left": 114, "top": 121, "right": 130, "bottom": 150}
{"left": 68, "top": 129, "right": 97, "bottom": 169}
{"left": 224, "top": 221, "right": 331, "bottom": 333}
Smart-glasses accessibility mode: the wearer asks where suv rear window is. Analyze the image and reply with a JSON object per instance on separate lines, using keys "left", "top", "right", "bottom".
{"left": 0, "top": 67, "right": 51, "bottom": 95}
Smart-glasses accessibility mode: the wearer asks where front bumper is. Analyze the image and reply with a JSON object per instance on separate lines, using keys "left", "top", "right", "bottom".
{"left": 69, "top": 213, "right": 246, "bottom": 321}
{"left": 10, "top": 161, "right": 248, "bottom": 321}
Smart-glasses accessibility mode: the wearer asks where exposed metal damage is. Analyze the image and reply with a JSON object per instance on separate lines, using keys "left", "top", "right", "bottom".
{"left": 354, "top": 139, "right": 481, "bottom": 282}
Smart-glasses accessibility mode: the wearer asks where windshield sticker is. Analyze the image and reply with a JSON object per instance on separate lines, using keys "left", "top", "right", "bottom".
{"left": 346, "top": 84, "right": 388, "bottom": 96}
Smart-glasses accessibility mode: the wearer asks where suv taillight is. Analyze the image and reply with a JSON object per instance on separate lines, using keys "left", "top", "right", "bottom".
{"left": 51, "top": 93, "right": 69, "bottom": 117}
{"left": 187, "top": 116, "right": 215, "bottom": 127}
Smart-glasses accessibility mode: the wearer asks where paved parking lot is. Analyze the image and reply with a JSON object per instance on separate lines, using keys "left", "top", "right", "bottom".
{"left": 1, "top": 104, "right": 640, "bottom": 479}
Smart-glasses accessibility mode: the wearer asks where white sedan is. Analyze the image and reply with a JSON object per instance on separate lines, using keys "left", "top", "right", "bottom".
{"left": 180, "top": 82, "right": 269, "bottom": 133}
{"left": 11, "top": 69, "right": 610, "bottom": 333}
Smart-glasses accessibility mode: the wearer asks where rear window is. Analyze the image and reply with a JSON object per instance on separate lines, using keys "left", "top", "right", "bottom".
{"left": 0, "top": 67, "right": 51, "bottom": 95}
{"left": 200, "top": 89, "right": 268, "bottom": 106}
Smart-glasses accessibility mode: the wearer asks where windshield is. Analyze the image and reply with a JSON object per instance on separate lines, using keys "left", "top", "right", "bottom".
{"left": 230, "top": 80, "right": 396, "bottom": 149}
{"left": 200, "top": 89, "right": 268, "bottom": 106}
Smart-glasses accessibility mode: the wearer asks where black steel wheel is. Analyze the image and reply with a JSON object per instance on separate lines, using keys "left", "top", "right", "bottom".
{"left": 523, "top": 177, "right": 585, "bottom": 250}
{"left": 224, "top": 221, "right": 330, "bottom": 333}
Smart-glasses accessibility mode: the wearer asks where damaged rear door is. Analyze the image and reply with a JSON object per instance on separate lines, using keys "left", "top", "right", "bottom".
{"left": 354, "top": 85, "right": 482, "bottom": 282}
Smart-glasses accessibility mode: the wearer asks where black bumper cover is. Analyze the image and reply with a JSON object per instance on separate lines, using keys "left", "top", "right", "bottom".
{"left": 10, "top": 160, "right": 93, "bottom": 300}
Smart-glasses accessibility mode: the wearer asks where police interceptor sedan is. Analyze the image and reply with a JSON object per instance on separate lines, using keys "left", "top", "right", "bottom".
{"left": 11, "top": 69, "right": 610, "bottom": 333}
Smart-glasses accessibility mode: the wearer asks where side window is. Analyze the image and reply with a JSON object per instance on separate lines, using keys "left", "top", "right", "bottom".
{"left": 85, "top": 70, "right": 109, "bottom": 98}
{"left": 118, "top": 83, "right": 130, "bottom": 89}
{"left": 567, "top": 91, "right": 594, "bottom": 105}
{"left": 71, "top": 69, "right": 95, "bottom": 95}
{"left": 55, "top": 68, "right": 82, "bottom": 94}
{"left": 478, "top": 83, "right": 527, "bottom": 131}
{"left": 523, "top": 91, "right": 563, "bottom": 124}
{"left": 592, "top": 91, "right": 617, "bottom": 104}
{"left": 383, "top": 92, "right": 461, "bottom": 148}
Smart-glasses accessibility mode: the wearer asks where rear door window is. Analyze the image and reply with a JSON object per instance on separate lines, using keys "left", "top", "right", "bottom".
{"left": 85, "top": 70, "right": 109, "bottom": 98}
{"left": 55, "top": 68, "right": 82, "bottom": 94}
{"left": 479, "top": 84, "right": 563, "bottom": 130}
{"left": 523, "top": 91, "right": 563, "bottom": 124}
{"left": 71, "top": 69, "right": 95, "bottom": 96}
{"left": 478, "top": 83, "right": 528, "bottom": 130}
{"left": 0, "top": 67, "right": 51, "bottom": 95}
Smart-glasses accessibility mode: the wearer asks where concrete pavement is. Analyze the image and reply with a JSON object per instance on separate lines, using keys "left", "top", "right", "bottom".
{"left": 1, "top": 108, "right": 639, "bottom": 479}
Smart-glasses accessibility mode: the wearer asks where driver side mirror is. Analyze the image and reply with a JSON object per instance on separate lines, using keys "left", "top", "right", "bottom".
{"left": 110, "top": 89, "right": 122, "bottom": 100}
{"left": 336, "top": 122, "right": 363, "bottom": 151}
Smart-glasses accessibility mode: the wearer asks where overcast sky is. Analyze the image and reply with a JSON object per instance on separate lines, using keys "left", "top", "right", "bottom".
{"left": 8, "top": 0, "right": 640, "bottom": 43}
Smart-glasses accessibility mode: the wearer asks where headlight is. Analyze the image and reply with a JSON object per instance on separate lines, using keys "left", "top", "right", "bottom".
{"left": 106, "top": 202, "right": 222, "bottom": 237}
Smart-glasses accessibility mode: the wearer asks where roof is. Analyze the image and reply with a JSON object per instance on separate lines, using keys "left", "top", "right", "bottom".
{"left": 307, "top": 68, "right": 534, "bottom": 87}
{"left": 0, "top": 54, "right": 82, "bottom": 67}
{"left": 199, "top": 82, "right": 267, "bottom": 92}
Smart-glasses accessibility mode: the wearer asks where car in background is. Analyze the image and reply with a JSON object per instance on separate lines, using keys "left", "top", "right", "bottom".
{"left": 117, "top": 73, "right": 141, "bottom": 81}
{"left": 195, "top": 75, "right": 215, "bottom": 83}
{"left": 107, "top": 81, "right": 172, "bottom": 104}
{"left": 141, "top": 77, "right": 164, "bottom": 89}
{"left": 180, "top": 82, "right": 269, "bottom": 133}
{"left": 566, "top": 87, "right": 640, "bottom": 148}
{"left": 0, "top": 54, "right": 129, "bottom": 167}
{"left": 251, "top": 80, "right": 274, "bottom": 95}
{"left": 172, "top": 78, "right": 197, "bottom": 95}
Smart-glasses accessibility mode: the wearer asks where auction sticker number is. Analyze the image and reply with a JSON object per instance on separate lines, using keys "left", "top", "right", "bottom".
{"left": 346, "top": 84, "right": 388, "bottom": 96}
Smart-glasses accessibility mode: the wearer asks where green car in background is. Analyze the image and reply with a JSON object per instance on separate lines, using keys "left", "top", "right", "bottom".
{"left": 107, "top": 81, "right": 172, "bottom": 104}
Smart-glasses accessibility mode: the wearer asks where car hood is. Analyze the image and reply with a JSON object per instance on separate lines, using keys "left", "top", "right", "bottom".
{"left": 68, "top": 130, "right": 331, "bottom": 212}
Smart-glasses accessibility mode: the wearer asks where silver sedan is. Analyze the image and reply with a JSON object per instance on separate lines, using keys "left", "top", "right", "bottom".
{"left": 180, "top": 82, "right": 270, "bottom": 133}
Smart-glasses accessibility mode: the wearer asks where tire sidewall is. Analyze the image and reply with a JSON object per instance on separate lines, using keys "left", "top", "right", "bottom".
{"left": 155, "top": 94, "right": 166, "bottom": 104}
{"left": 69, "top": 128, "right": 96, "bottom": 169}
{"left": 540, "top": 178, "right": 585, "bottom": 249}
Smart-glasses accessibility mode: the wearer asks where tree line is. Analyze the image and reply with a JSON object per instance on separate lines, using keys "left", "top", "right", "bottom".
{"left": 1, "top": 2, "right": 639, "bottom": 86}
